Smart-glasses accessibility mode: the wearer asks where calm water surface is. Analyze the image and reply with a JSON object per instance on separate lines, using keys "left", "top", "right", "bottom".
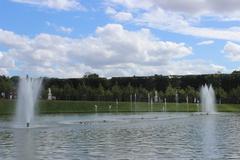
{"left": 0, "top": 112, "right": 240, "bottom": 160}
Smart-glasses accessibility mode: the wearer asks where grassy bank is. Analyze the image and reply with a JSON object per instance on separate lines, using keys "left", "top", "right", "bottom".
{"left": 0, "top": 100, "right": 240, "bottom": 115}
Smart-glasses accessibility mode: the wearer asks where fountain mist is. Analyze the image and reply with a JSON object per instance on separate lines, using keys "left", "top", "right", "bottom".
{"left": 15, "top": 76, "right": 42, "bottom": 127}
{"left": 200, "top": 84, "right": 216, "bottom": 114}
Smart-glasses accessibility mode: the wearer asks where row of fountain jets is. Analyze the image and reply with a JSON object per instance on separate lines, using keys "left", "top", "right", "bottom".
{"left": 15, "top": 76, "right": 216, "bottom": 128}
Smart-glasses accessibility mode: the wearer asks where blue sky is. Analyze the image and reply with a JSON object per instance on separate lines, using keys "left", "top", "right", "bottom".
{"left": 0, "top": 0, "right": 240, "bottom": 78}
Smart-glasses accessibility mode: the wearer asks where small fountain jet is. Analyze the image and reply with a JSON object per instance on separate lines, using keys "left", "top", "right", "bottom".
{"left": 15, "top": 75, "right": 42, "bottom": 128}
{"left": 200, "top": 84, "right": 216, "bottom": 114}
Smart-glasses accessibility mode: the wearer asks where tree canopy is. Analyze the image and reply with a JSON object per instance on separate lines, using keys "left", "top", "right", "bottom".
{"left": 1, "top": 72, "right": 240, "bottom": 103}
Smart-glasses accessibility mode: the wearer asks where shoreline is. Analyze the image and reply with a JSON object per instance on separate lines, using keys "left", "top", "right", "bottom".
{"left": 0, "top": 100, "right": 240, "bottom": 115}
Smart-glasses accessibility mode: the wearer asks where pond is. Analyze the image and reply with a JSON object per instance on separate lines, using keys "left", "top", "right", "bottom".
{"left": 0, "top": 112, "right": 240, "bottom": 159}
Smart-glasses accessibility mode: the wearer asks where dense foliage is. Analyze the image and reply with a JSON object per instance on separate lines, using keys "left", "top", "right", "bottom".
{"left": 0, "top": 71, "right": 240, "bottom": 103}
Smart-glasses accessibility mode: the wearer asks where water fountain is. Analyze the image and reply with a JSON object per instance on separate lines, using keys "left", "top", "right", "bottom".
{"left": 175, "top": 91, "right": 179, "bottom": 112}
{"left": 134, "top": 93, "right": 137, "bottom": 104}
{"left": 134, "top": 93, "right": 137, "bottom": 112}
{"left": 150, "top": 97, "right": 153, "bottom": 112}
{"left": 200, "top": 84, "right": 216, "bottom": 114}
{"left": 94, "top": 105, "right": 98, "bottom": 112}
{"left": 116, "top": 98, "right": 119, "bottom": 112}
{"left": 15, "top": 75, "right": 42, "bottom": 128}
{"left": 164, "top": 98, "right": 167, "bottom": 112}
{"left": 147, "top": 93, "right": 149, "bottom": 104}
{"left": 154, "top": 91, "right": 158, "bottom": 103}
{"left": 130, "top": 94, "right": 133, "bottom": 111}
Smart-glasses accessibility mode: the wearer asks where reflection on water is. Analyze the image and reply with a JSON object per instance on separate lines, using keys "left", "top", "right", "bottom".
{"left": 0, "top": 113, "right": 240, "bottom": 159}
{"left": 14, "top": 129, "right": 35, "bottom": 160}
{"left": 202, "top": 115, "right": 217, "bottom": 159}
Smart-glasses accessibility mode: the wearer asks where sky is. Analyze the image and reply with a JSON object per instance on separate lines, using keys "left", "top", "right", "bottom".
{"left": 0, "top": 0, "right": 240, "bottom": 78}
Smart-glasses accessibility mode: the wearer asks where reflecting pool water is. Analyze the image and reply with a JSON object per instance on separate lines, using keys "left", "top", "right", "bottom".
{"left": 0, "top": 112, "right": 240, "bottom": 159}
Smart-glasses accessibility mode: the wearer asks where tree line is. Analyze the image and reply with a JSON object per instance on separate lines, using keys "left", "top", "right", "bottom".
{"left": 0, "top": 71, "right": 240, "bottom": 103}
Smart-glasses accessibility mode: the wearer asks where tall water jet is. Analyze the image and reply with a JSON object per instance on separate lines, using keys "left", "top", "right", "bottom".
{"left": 175, "top": 91, "right": 179, "bottom": 112}
{"left": 200, "top": 84, "right": 216, "bottom": 114}
{"left": 15, "top": 76, "right": 42, "bottom": 127}
{"left": 164, "top": 98, "right": 167, "bottom": 112}
{"left": 186, "top": 96, "right": 189, "bottom": 112}
{"left": 130, "top": 94, "right": 133, "bottom": 111}
{"left": 147, "top": 93, "right": 150, "bottom": 105}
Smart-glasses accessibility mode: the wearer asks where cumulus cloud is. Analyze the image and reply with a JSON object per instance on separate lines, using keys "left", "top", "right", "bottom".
{"left": 106, "top": 7, "right": 117, "bottom": 15}
{"left": 107, "top": 0, "right": 240, "bottom": 42}
{"left": 0, "top": 52, "right": 15, "bottom": 75}
{"left": 114, "top": 12, "right": 133, "bottom": 21}
{"left": 0, "top": 69, "right": 9, "bottom": 75}
{"left": 106, "top": 7, "right": 133, "bottom": 21}
{"left": 58, "top": 26, "right": 73, "bottom": 33}
{"left": 0, "top": 24, "right": 226, "bottom": 77}
{"left": 11, "top": 0, "right": 86, "bottom": 11}
{"left": 46, "top": 21, "right": 73, "bottom": 33}
{"left": 101, "top": 60, "right": 226, "bottom": 77}
{"left": 0, "top": 29, "right": 29, "bottom": 49}
{"left": 197, "top": 40, "right": 214, "bottom": 46}
{"left": 0, "top": 54, "right": 15, "bottom": 68}
{"left": 223, "top": 41, "right": 240, "bottom": 61}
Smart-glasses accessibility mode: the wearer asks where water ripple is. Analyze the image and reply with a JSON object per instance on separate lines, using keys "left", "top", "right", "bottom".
{"left": 0, "top": 113, "right": 240, "bottom": 159}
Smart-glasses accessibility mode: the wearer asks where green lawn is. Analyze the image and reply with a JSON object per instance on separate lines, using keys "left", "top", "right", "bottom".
{"left": 0, "top": 99, "right": 240, "bottom": 115}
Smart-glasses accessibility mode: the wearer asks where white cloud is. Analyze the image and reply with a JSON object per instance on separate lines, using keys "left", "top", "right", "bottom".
{"left": 109, "top": 0, "right": 153, "bottom": 10}
{"left": 106, "top": 7, "right": 117, "bottom": 15}
{"left": 108, "top": 0, "right": 240, "bottom": 42}
{"left": 0, "top": 53, "right": 15, "bottom": 68}
{"left": 0, "top": 24, "right": 227, "bottom": 77}
{"left": 0, "top": 29, "right": 29, "bottom": 49}
{"left": 101, "top": 60, "right": 226, "bottom": 77}
{"left": 110, "top": 0, "right": 240, "bottom": 18}
{"left": 114, "top": 12, "right": 133, "bottom": 21}
{"left": 46, "top": 21, "right": 73, "bottom": 33}
{"left": 58, "top": 26, "right": 73, "bottom": 33}
{"left": 138, "top": 8, "right": 240, "bottom": 42}
{"left": 223, "top": 41, "right": 240, "bottom": 61}
{"left": 106, "top": 7, "right": 132, "bottom": 21}
{"left": 0, "top": 52, "right": 15, "bottom": 75}
{"left": 11, "top": 0, "right": 85, "bottom": 11}
{"left": 0, "top": 69, "right": 9, "bottom": 75}
{"left": 197, "top": 40, "right": 214, "bottom": 46}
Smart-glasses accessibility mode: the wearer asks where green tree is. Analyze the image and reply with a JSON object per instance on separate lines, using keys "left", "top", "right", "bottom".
{"left": 112, "top": 82, "right": 121, "bottom": 100}
{"left": 96, "top": 83, "right": 105, "bottom": 100}
{"left": 0, "top": 77, "right": 13, "bottom": 98}
{"left": 165, "top": 85, "right": 176, "bottom": 102}
{"left": 105, "top": 90, "right": 113, "bottom": 101}
{"left": 178, "top": 88, "right": 186, "bottom": 103}
{"left": 185, "top": 86, "right": 197, "bottom": 103}
{"left": 121, "top": 83, "right": 134, "bottom": 101}
{"left": 136, "top": 86, "right": 148, "bottom": 101}
{"left": 215, "top": 87, "right": 227, "bottom": 103}
{"left": 63, "top": 83, "right": 73, "bottom": 100}
{"left": 229, "top": 86, "right": 240, "bottom": 103}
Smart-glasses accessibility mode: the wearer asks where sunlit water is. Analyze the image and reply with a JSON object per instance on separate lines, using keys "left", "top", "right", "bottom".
{"left": 0, "top": 112, "right": 240, "bottom": 159}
